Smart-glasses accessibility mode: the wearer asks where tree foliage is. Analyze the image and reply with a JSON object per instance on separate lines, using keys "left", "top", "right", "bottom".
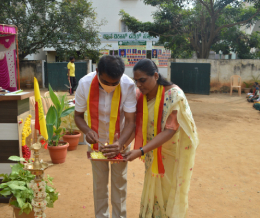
{"left": 120, "top": 0, "right": 260, "bottom": 59}
{"left": 212, "top": 27, "right": 260, "bottom": 59}
{"left": 0, "top": 0, "right": 104, "bottom": 60}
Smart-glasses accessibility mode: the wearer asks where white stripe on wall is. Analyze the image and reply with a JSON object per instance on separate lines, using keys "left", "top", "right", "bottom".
{"left": 0, "top": 123, "right": 18, "bottom": 140}
{"left": 0, "top": 163, "right": 13, "bottom": 177}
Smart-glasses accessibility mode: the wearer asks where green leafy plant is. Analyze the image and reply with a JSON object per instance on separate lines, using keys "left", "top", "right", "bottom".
{"left": 46, "top": 84, "right": 75, "bottom": 146}
{"left": 63, "top": 111, "right": 76, "bottom": 135}
{"left": 59, "top": 95, "right": 76, "bottom": 135}
{"left": 243, "top": 82, "right": 252, "bottom": 88}
{"left": 0, "top": 156, "right": 59, "bottom": 215}
{"left": 251, "top": 75, "right": 260, "bottom": 83}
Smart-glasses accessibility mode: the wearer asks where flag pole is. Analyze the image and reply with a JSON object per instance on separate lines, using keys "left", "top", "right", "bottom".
{"left": 15, "top": 26, "right": 20, "bottom": 90}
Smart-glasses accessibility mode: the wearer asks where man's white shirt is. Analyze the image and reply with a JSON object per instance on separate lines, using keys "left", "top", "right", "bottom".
{"left": 75, "top": 71, "right": 137, "bottom": 146}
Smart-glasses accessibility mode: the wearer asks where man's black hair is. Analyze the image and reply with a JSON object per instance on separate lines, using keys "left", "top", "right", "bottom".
{"left": 69, "top": 56, "right": 74, "bottom": 61}
{"left": 98, "top": 55, "right": 125, "bottom": 79}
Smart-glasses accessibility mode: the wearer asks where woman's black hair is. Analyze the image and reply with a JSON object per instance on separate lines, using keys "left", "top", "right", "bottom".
{"left": 98, "top": 55, "right": 125, "bottom": 79}
{"left": 133, "top": 58, "right": 173, "bottom": 86}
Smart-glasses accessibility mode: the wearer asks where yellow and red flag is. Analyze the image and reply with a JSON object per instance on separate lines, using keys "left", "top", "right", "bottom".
{"left": 34, "top": 77, "right": 48, "bottom": 148}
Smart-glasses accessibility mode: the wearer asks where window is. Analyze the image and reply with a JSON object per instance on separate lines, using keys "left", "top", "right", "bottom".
{"left": 110, "top": 50, "right": 118, "bottom": 56}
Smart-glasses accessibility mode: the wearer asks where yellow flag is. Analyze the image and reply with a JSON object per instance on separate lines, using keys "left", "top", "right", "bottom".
{"left": 34, "top": 77, "right": 48, "bottom": 140}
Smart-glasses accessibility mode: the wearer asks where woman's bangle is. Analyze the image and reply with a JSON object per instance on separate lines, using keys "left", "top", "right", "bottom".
{"left": 139, "top": 147, "right": 144, "bottom": 156}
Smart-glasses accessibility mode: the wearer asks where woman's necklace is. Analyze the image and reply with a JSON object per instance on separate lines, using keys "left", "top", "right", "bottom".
{"left": 147, "top": 95, "right": 156, "bottom": 101}
{"left": 147, "top": 85, "right": 158, "bottom": 101}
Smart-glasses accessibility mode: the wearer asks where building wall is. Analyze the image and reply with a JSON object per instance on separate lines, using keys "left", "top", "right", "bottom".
{"left": 19, "top": 60, "right": 43, "bottom": 88}
{"left": 168, "top": 59, "right": 260, "bottom": 91}
{"left": 91, "top": 0, "right": 156, "bottom": 32}
{"left": 25, "top": 49, "right": 46, "bottom": 61}
{"left": 47, "top": 51, "right": 57, "bottom": 62}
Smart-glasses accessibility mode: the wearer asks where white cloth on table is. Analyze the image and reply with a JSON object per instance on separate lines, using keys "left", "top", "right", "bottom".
{"left": 75, "top": 71, "right": 137, "bottom": 148}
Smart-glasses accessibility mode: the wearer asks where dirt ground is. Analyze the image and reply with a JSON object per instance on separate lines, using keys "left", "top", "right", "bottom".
{"left": 1, "top": 92, "right": 260, "bottom": 218}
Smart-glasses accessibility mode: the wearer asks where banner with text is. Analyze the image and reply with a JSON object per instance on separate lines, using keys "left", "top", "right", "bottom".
{"left": 99, "top": 49, "right": 109, "bottom": 57}
{"left": 118, "top": 41, "right": 147, "bottom": 67}
{"left": 100, "top": 32, "right": 159, "bottom": 41}
{"left": 151, "top": 46, "right": 171, "bottom": 68}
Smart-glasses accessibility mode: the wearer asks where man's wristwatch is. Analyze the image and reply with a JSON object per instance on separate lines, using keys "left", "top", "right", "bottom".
{"left": 139, "top": 147, "right": 144, "bottom": 156}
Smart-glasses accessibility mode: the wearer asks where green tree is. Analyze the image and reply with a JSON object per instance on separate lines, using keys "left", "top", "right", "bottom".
{"left": 212, "top": 27, "right": 260, "bottom": 59}
{"left": 0, "top": 0, "right": 104, "bottom": 60}
{"left": 120, "top": 0, "right": 260, "bottom": 59}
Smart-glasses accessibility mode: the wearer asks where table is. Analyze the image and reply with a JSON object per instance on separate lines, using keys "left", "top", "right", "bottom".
{"left": 0, "top": 92, "right": 34, "bottom": 202}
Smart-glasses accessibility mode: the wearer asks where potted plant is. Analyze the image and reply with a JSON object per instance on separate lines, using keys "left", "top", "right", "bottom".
{"left": 0, "top": 156, "right": 59, "bottom": 218}
{"left": 243, "top": 82, "right": 252, "bottom": 93}
{"left": 46, "top": 84, "right": 75, "bottom": 164}
{"left": 62, "top": 99, "right": 81, "bottom": 151}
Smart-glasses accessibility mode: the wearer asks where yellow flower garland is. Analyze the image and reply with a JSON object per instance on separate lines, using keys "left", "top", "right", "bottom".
{"left": 22, "top": 114, "right": 32, "bottom": 146}
{"left": 90, "top": 151, "right": 107, "bottom": 159}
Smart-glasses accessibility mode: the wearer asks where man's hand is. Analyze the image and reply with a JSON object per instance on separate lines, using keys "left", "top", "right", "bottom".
{"left": 100, "top": 134, "right": 122, "bottom": 158}
{"left": 85, "top": 129, "right": 98, "bottom": 144}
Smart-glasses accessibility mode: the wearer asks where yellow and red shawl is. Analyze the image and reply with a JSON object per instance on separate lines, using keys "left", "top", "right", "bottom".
{"left": 87, "top": 75, "right": 121, "bottom": 150}
{"left": 134, "top": 85, "right": 165, "bottom": 176}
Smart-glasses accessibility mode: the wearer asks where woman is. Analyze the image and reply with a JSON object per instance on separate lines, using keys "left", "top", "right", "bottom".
{"left": 124, "top": 59, "right": 199, "bottom": 218}
{"left": 152, "top": 49, "right": 157, "bottom": 58}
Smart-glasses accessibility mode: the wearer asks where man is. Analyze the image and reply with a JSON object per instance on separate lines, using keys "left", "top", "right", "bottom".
{"left": 67, "top": 56, "right": 77, "bottom": 95}
{"left": 120, "top": 49, "right": 126, "bottom": 57}
{"left": 74, "top": 55, "right": 136, "bottom": 218}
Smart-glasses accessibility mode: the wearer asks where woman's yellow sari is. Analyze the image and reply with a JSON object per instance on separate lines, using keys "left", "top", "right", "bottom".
{"left": 139, "top": 86, "right": 199, "bottom": 218}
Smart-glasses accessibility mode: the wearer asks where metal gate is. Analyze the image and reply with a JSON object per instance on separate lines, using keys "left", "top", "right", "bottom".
{"left": 171, "top": 62, "right": 211, "bottom": 95}
{"left": 44, "top": 62, "right": 88, "bottom": 91}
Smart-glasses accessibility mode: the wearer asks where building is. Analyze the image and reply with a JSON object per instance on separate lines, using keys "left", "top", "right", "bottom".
{"left": 26, "top": 0, "right": 158, "bottom": 61}
{"left": 26, "top": 0, "right": 171, "bottom": 77}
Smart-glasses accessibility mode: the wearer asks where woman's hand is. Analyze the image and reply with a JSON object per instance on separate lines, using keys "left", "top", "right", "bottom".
{"left": 123, "top": 149, "right": 142, "bottom": 162}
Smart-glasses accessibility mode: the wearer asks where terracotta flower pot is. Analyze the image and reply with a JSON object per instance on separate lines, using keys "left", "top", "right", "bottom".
{"left": 13, "top": 207, "right": 35, "bottom": 218}
{"left": 47, "top": 141, "right": 69, "bottom": 164}
{"left": 10, "top": 197, "right": 34, "bottom": 218}
{"left": 63, "top": 131, "right": 82, "bottom": 151}
{"left": 244, "top": 88, "right": 251, "bottom": 93}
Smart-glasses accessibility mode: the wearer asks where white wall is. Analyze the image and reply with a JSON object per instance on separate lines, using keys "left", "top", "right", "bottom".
{"left": 25, "top": 49, "right": 46, "bottom": 61}
{"left": 91, "top": 0, "right": 157, "bottom": 32}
